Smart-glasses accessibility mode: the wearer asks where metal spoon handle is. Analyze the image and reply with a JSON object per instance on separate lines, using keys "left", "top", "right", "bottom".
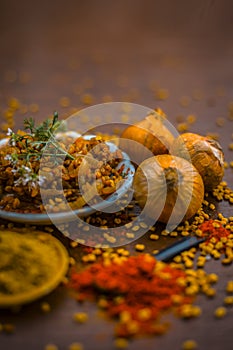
{"left": 154, "top": 236, "right": 206, "bottom": 262}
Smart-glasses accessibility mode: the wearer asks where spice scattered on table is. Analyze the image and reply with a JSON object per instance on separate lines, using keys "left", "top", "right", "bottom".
{"left": 182, "top": 339, "right": 198, "bottom": 350}
{"left": 69, "top": 253, "right": 217, "bottom": 338}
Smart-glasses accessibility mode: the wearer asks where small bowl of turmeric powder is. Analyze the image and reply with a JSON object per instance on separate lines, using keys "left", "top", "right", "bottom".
{"left": 0, "top": 229, "right": 69, "bottom": 308}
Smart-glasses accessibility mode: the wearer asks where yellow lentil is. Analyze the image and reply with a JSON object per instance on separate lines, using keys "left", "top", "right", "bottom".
{"left": 2, "top": 323, "right": 15, "bottom": 334}
{"left": 40, "top": 302, "right": 51, "bottom": 313}
{"left": 114, "top": 338, "right": 129, "bottom": 349}
{"left": 44, "top": 344, "right": 58, "bottom": 350}
{"left": 97, "top": 298, "right": 108, "bottom": 309}
{"left": 224, "top": 296, "right": 233, "bottom": 305}
{"left": 226, "top": 280, "right": 233, "bottom": 293}
{"left": 80, "top": 93, "right": 94, "bottom": 105}
{"left": 125, "top": 320, "right": 139, "bottom": 334}
{"left": 155, "top": 88, "right": 169, "bottom": 100}
{"left": 216, "top": 117, "right": 225, "bottom": 127}
{"left": 119, "top": 310, "right": 131, "bottom": 323}
{"left": 134, "top": 244, "right": 145, "bottom": 252}
{"left": 68, "top": 256, "right": 76, "bottom": 266}
{"left": 177, "top": 122, "right": 189, "bottom": 132}
{"left": 70, "top": 241, "right": 79, "bottom": 248}
{"left": 149, "top": 234, "right": 159, "bottom": 240}
{"left": 73, "top": 312, "right": 89, "bottom": 324}
{"left": 214, "top": 306, "right": 227, "bottom": 318}
{"left": 59, "top": 96, "right": 70, "bottom": 107}
{"left": 137, "top": 308, "right": 152, "bottom": 321}
{"left": 182, "top": 339, "right": 198, "bottom": 350}
{"left": 180, "top": 96, "right": 191, "bottom": 107}
{"left": 68, "top": 343, "right": 84, "bottom": 350}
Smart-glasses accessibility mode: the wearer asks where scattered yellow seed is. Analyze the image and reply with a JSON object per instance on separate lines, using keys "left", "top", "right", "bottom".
{"left": 184, "top": 259, "right": 194, "bottom": 268}
{"left": 207, "top": 273, "right": 219, "bottom": 283}
{"left": 114, "top": 338, "right": 129, "bottom": 349}
{"left": 119, "top": 310, "right": 131, "bottom": 323}
{"left": 179, "top": 304, "right": 201, "bottom": 318}
{"left": 155, "top": 88, "right": 169, "bottom": 100}
{"left": 167, "top": 229, "right": 176, "bottom": 237}
{"left": 214, "top": 306, "right": 227, "bottom": 318}
{"left": 185, "top": 285, "right": 199, "bottom": 296}
{"left": 137, "top": 308, "right": 152, "bottom": 321}
{"left": 226, "top": 280, "right": 233, "bottom": 293}
{"left": 2, "top": 323, "right": 15, "bottom": 334}
{"left": 186, "top": 114, "right": 197, "bottom": 124}
{"left": 222, "top": 257, "right": 232, "bottom": 265}
{"left": 181, "top": 230, "right": 190, "bottom": 237}
{"left": 173, "top": 255, "right": 182, "bottom": 263}
{"left": 205, "top": 288, "right": 216, "bottom": 298}
{"left": 59, "top": 96, "right": 70, "bottom": 107}
{"left": 134, "top": 244, "right": 145, "bottom": 252}
{"left": 80, "top": 93, "right": 94, "bottom": 105}
{"left": 139, "top": 221, "right": 148, "bottom": 229}
{"left": 149, "top": 233, "right": 159, "bottom": 240}
{"left": 68, "top": 343, "right": 84, "bottom": 350}
{"left": 182, "top": 339, "right": 198, "bottom": 350}
{"left": 97, "top": 298, "right": 108, "bottom": 309}
{"left": 44, "top": 344, "right": 58, "bottom": 350}
{"left": 171, "top": 294, "right": 183, "bottom": 305}
{"left": 180, "top": 96, "right": 191, "bottom": 107}
{"left": 177, "top": 122, "right": 189, "bottom": 132}
{"left": 224, "top": 296, "right": 233, "bottom": 305}
{"left": 73, "top": 312, "right": 89, "bottom": 324}
{"left": 40, "top": 302, "right": 51, "bottom": 313}
{"left": 209, "top": 203, "right": 216, "bottom": 210}
{"left": 216, "top": 117, "right": 225, "bottom": 127}
{"left": 126, "top": 320, "right": 139, "bottom": 334}
{"left": 70, "top": 241, "right": 79, "bottom": 248}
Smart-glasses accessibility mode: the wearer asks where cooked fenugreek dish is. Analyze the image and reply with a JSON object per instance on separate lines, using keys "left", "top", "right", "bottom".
{"left": 0, "top": 113, "right": 125, "bottom": 214}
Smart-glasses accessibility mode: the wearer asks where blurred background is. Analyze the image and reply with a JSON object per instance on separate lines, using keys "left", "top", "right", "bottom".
{"left": 0, "top": 0, "right": 233, "bottom": 128}
{"left": 0, "top": 2, "right": 233, "bottom": 350}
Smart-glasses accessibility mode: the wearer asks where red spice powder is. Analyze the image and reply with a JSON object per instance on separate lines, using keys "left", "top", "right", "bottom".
{"left": 199, "top": 219, "right": 230, "bottom": 243}
{"left": 69, "top": 254, "right": 193, "bottom": 338}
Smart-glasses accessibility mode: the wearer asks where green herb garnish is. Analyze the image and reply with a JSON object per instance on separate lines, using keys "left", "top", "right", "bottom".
{"left": 5, "top": 112, "right": 74, "bottom": 191}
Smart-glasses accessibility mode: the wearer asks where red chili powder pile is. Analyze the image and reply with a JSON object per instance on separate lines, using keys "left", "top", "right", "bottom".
{"left": 199, "top": 219, "right": 230, "bottom": 243}
{"left": 69, "top": 254, "right": 193, "bottom": 338}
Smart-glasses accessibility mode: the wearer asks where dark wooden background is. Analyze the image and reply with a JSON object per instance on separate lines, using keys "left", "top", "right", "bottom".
{"left": 0, "top": 1, "right": 233, "bottom": 349}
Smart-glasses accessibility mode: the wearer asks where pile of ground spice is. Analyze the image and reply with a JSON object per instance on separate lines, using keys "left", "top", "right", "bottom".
{"left": 196, "top": 219, "right": 233, "bottom": 264}
{"left": 198, "top": 219, "right": 230, "bottom": 243}
{"left": 69, "top": 254, "right": 195, "bottom": 338}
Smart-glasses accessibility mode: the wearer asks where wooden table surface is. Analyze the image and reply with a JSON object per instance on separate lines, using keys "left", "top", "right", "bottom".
{"left": 0, "top": 1, "right": 233, "bottom": 349}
